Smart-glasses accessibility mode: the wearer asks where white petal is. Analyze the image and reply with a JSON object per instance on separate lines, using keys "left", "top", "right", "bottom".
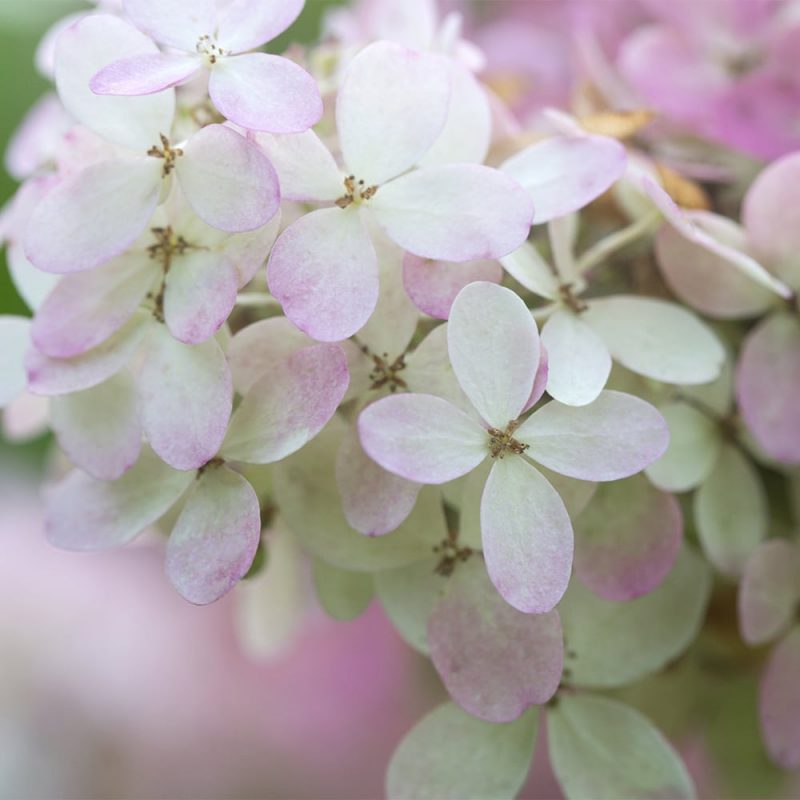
{"left": 220, "top": 343, "right": 349, "bottom": 464}
{"left": 122, "top": 0, "right": 216, "bottom": 51}
{"left": 50, "top": 371, "right": 141, "bottom": 481}
{"left": 371, "top": 164, "right": 534, "bottom": 261}
{"left": 541, "top": 310, "right": 611, "bottom": 406}
{"left": 44, "top": 447, "right": 192, "bottom": 550}
{"left": 253, "top": 130, "right": 342, "bottom": 202}
{"left": 500, "top": 134, "right": 627, "bottom": 224}
{"left": 481, "top": 458, "right": 573, "bottom": 614}
{"left": 137, "top": 326, "right": 232, "bottom": 471}
{"left": 358, "top": 393, "right": 487, "bottom": 484}
{"left": 24, "top": 158, "right": 162, "bottom": 273}
{"left": 337, "top": 41, "right": 450, "bottom": 184}
{"left": 583, "top": 295, "right": 724, "bottom": 385}
{"left": 447, "top": 281, "right": 540, "bottom": 427}
{"left": 499, "top": 241, "right": 559, "bottom": 300}
{"left": 519, "top": 391, "right": 669, "bottom": 481}
{"left": 420, "top": 63, "right": 491, "bottom": 167}
{"left": 55, "top": 14, "right": 175, "bottom": 150}
{"left": 176, "top": 124, "right": 280, "bottom": 233}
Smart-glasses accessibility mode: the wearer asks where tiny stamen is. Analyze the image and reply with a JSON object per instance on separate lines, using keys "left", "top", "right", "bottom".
{"left": 147, "top": 133, "right": 183, "bottom": 177}
{"left": 487, "top": 420, "right": 529, "bottom": 459}
{"left": 336, "top": 174, "right": 378, "bottom": 208}
{"left": 433, "top": 529, "right": 473, "bottom": 577}
{"left": 558, "top": 282, "right": 588, "bottom": 313}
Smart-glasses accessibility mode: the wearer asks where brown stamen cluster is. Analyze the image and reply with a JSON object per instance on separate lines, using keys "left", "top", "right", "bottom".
{"left": 433, "top": 529, "right": 473, "bottom": 577}
{"left": 196, "top": 34, "right": 229, "bottom": 65}
{"left": 367, "top": 350, "right": 407, "bottom": 392}
{"left": 488, "top": 420, "right": 528, "bottom": 459}
{"left": 336, "top": 175, "right": 378, "bottom": 208}
{"left": 147, "top": 133, "right": 184, "bottom": 177}
{"left": 558, "top": 282, "right": 588, "bottom": 313}
{"left": 146, "top": 226, "right": 196, "bottom": 321}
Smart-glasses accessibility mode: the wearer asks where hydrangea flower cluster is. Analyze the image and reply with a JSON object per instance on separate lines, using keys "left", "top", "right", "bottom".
{"left": 2, "top": 0, "right": 800, "bottom": 796}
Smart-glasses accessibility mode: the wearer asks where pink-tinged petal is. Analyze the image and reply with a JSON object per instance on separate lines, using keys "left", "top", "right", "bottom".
{"left": 372, "top": 164, "right": 534, "bottom": 261}
{"left": 32, "top": 254, "right": 155, "bottom": 358}
{"left": 90, "top": 52, "right": 200, "bottom": 96}
{"left": 499, "top": 242, "right": 560, "bottom": 300}
{"left": 122, "top": 0, "right": 217, "bottom": 51}
{"left": 176, "top": 124, "right": 279, "bottom": 233}
{"left": 574, "top": 474, "right": 682, "bottom": 601}
{"left": 617, "top": 24, "right": 726, "bottom": 124}
{"left": 548, "top": 694, "right": 696, "bottom": 800}
{"left": 252, "top": 130, "right": 342, "bottom": 203}
{"left": 402, "top": 254, "right": 502, "bottom": 320}
{"left": 220, "top": 343, "right": 349, "bottom": 464}
{"left": 428, "top": 556, "right": 562, "bottom": 722}
{"left": 742, "top": 153, "right": 800, "bottom": 285}
{"left": 27, "top": 313, "right": 149, "bottom": 396}
{"left": 737, "top": 313, "right": 800, "bottom": 463}
{"left": 209, "top": 53, "right": 322, "bottom": 133}
{"left": 55, "top": 14, "right": 175, "bottom": 150}
{"left": 2, "top": 391, "right": 49, "bottom": 442}
{"left": 448, "top": 281, "right": 540, "bottom": 428}
{"left": 0, "top": 316, "right": 31, "bottom": 408}
{"left": 645, "top": 403, "right": 720, "bottom": 493}
{"left": 24, "top": 158, "right": 162, "bottom": 273}
{"left": 267, "top": 207, "right": 378, "bottom": 342}
{"left": 163, "top": 251, "right": 239, "bottom": 344}
{"left": 226, "top": 212, "right": 282, "bottom": 287}
{"left": 357, "top": 248, "right": 419, "bottom": 359}
{"left": 137, "top": 326, "right": 232, "bottom": 471}
{"left": 583, "top": 296, "right": 724, "bottom": 386}
{"left": 50, "top": 371, "right": 142, "bottom": 481}
{"left": 524, "top": 345, "right": 549, "bottom": 412}
{"left": 655, "top": 214, "right": 778, "bottom": 319}
{"left": 541, "top": 310, "right": 610, "bottom": 407}
{"left": 760, "top": 627, "right": 800, "bottom": 769}
{"left": 337, "top": 41, "right": 450, "bottom": 184}
{"left": 228, "top": 317, "right": 312, "bottom": 395}
{"left": 481, "top": 458, "right": 573, "bottom": 614}
{"left": 165, "top": 464, "right": 261, "bottom": 605}
{"left": 740, "top": 540, "right": 800, "bottom": 646}
{"left": 695, "top": 443, "right": 767, "bottom": 577}
{"left": 4, "top": 93, "right": 72, "bottom": 181}
{"left": 44, "top": 447, "right": 193, "bottom": 551}
{"left": 500, "top": 134, "right": 626, "bottom": 224}
{"left": 642, "top": 175, "right": 792, "bottom": 299}
{"left": 358, "top": 393, "right": 486, "bottom": 484}
{"left": 335, "top": 423, "right": 421, "bottom": 537}
{"left": 217, "top": 0, "right": 304, "bottom": 52}
{"left": 519, "top": 391, "right": 669, "bottom": 482}
{"left": 386, "top": 701, "right": 539, "bottom": 800}
{"left": 421, "top": 63, "right": 491, "bottom": 167}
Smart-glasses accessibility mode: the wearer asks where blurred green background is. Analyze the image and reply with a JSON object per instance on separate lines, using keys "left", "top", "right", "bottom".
{"left": 0, "top": 0, "right": 344, "bottom": 466}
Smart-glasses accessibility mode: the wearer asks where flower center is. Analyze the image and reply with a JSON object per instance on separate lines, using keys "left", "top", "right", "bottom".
{"left": 147, "top": 134, "right": 183, "bottom": 177}
{"left": 558, "top": 282, "right": 588, "bottom": 313}
{"left": 336, "top": 174, "right": 379, "bottom": 209}
{"left": 196, "top": 34, "right": 229, "bottom": 66}
{"left": 368, "top": 351, "right": 407, "bottom": 392}
{"left": 487, "top": 420, "right": 528, "bottom": 459}
{"left": 146, "top": 226, "right": 198, "bottom": 321}
{"left": 433, "top": 529, "right": 473, "bottom": 577}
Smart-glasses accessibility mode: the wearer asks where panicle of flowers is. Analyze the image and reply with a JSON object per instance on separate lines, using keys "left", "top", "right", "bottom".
{"left": 2, "top": 0, "right": 800, "bottom": 797}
